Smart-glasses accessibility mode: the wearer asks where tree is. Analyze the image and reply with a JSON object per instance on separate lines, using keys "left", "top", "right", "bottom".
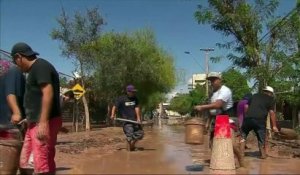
{"left": 194, "top": 0, "right": 280, "bottom": 89}
{"left": 51, "top": 8, "right": 105, "bottom": 130}
{"left": 169, "top": 84, "right": 206, "bottom": 116}
{"left": 222, "top": 68, "right": 250, "bottom": 102}
{"left": 195, "top": 0, "right": 300, "bottom": 125}
{"left": 190, "top": 84, "right": 207, "bottom": 106}
{"left": 169, "top": 94, "right": 192, "bottom": 116}
{"left": 85, "top": 29, "right": 176, "bottom": 114}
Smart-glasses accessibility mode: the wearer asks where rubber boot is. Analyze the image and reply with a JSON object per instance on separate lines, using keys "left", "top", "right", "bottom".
{"left": 233, "top": 145, "right": 245, "bottom": 168}
{"left": 259, "top": 146, "right": 267, "bottom": 159}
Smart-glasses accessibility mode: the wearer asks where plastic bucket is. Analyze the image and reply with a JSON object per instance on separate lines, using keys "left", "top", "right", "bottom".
{"left": 185, "top": 118, "right": 205, "bottom": 144}
{"left": 0, "top": 129, "right": 23, "bottom": 175}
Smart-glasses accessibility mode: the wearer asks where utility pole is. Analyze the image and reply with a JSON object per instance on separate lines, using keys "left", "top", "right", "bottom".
{"left": 200, "top": 48, "right": 214, "bottom": 97}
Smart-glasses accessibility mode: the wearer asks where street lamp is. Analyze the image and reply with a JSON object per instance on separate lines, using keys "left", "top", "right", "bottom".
{"left": 200, "top": 48, "right": 214, "bottom": 97}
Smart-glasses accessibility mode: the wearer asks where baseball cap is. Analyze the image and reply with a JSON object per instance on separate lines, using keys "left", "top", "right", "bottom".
{"left": 206, "top": 72, "right": 222, "bottom": 80}
{"left": 263, "top": 86, "right": 274, "bottom": 94}
{"left": 11, "top": 42, "right": 39, "bottom": 57}
{"left": 126, "top": 84, "right": 137, "bottom": 92}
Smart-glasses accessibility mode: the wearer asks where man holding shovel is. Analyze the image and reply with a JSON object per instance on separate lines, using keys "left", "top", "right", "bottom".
{"left": 111, "top": 84, "right": 144, "bottom": 151}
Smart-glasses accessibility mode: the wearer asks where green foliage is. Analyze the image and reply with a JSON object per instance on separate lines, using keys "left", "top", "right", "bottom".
{"left": 222, "top": 68, "right": 251, "bottom": 102}
{"left": 194, "top": 0, "right": 300, "bottom": 108}
{"left": 169, "top": 94, "right": 192, "bottom": 115}
{"left": 189, "top": 84, "right": 207, "bottom": 105}
{"left": 169, "top": 84, "right": 206, "bottom": 115}
{"left": 59, "top": 76, "right": 68, "bottom": 87}
{"left": 85, "top": 29, "right": 176, "bottom": 111}
{"left": 51, "top": 7, "right": 105, "bottom": 75}
{"left": 194, "top": 0, "right": 279, "bottom": 87}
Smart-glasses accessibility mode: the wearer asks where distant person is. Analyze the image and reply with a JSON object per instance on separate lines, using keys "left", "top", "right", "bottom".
{"left": 60, "top": 89, "right": 75, "bottom": 108}
{"left": 194, "top": 72, "right": 244, "bottom": 167}
{"left": 111, "top": 84, "right": 144, "bottom": 151}
{"left": 237, "top": 93, "right": 252, "bottom": 128}
{"left": 11, "top": 42, "right": 62, "bottom": 174}
{"left": 240, "top": 86, "right": 279, "bottom": 159}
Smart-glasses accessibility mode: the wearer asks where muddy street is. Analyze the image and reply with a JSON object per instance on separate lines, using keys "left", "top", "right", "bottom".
{"left": 55, "top": 123, "right": 300, "bottom": 174}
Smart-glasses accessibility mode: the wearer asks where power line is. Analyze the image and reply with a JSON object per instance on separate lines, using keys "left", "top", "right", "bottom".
{"left": 184, "top": 51, "right": 206, "bottom": 72}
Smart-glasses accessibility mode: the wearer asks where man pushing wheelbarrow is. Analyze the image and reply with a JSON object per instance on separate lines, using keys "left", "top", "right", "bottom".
{"left": 111, "top": 85, "right": 144, "bottom": 151}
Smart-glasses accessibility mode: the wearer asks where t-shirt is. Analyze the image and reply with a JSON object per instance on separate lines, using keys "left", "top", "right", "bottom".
{"left": 0, "top": 66, "right": 25, "bottom": 125}
{"left": 114, "top": 95, "right": 139, "bottom": 120}
{"left": 245, "top": 93, "right": 275, "bottom": 121}
{"left": 209, "top": 85, "right": 233, "bottom": 116}
{"left": 24, "top": 58, "right": 61, "bottom": 123}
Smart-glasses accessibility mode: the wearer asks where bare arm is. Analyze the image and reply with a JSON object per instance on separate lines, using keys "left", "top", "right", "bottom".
{"left": 110, "top": 106, "right": 116, "bottom": 119}
{"left": 36, "top": 83, "right": 53, "bottom": 141}
{"left": 7, "top": 94, "right": 22, "bottom": 124}
{"left": 244, "top": 104, "right": 249, "bottom": 113}
{"left": 269, "top": 110, "right": 278, "bottom": 132}
{"left": 194, "top": 99, "right": 224, "bottom": 111}
{"left": 39, "top": 83, "right": 53, "bottom": 123}
{"left": 135, "top": 106, "right": 141, "bottom": 122}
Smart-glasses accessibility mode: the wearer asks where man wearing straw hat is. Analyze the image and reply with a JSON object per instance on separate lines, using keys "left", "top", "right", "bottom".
{"left": 240, "top": 86, "right": 279, "bottom": 159}
{"left": 194, "top": 72, "right": 245, "bottom": 167}
{"left": 194, "top": 72, "right": 234, "bottom": 143}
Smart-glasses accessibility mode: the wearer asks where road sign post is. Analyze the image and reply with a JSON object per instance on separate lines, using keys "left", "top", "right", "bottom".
{"left": 71, "top": 83, "right": 86, "bottom": 132}
{"left": 71, "top": 83, "right": 86, "bottom": 100}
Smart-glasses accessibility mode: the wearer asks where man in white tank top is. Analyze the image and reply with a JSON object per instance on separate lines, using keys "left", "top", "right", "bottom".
{"left": 194, "top": 72, "right": 233, "bottom": 119}
{"left": 194, "top": 72, "right": 244, "bottom": 167}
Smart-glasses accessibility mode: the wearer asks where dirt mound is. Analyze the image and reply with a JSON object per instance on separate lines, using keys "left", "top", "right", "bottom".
{"left": 56, "top": 127, "right": 125, "bottom": 154}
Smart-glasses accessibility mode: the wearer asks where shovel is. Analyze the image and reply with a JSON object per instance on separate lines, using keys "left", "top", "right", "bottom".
{"left": 114, "top": 118, "right": 141, "bottom": 124}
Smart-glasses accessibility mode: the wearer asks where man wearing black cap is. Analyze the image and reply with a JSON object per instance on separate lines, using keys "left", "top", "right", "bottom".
{"left": 11, "top": 42, "right": 62, "bottom": 174}
{"left": 111, "top": 84, "right": 144, "bottom": 151}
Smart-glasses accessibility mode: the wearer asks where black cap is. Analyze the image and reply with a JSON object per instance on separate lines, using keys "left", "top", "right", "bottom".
{"left": 11, "top": 42, "right": 39, "bottom": 57}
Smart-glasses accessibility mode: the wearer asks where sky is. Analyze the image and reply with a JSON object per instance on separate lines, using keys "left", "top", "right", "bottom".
{"left": 0, "top": 0, "right": 297, "bottom": 96}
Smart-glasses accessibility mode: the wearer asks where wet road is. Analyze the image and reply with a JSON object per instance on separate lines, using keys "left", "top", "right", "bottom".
{"left": 58, "top": 123, "right": 300, "bottom": 174}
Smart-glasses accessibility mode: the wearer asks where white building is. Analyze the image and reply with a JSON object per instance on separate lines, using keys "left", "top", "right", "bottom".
{"left": 188, "top": 73, "right": 207, "bottom": 89}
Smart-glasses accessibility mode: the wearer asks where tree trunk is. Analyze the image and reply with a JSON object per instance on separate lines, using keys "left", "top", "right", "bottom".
{"left": 79, "top": 61, "right": 90, "bottom": 131}
{"left": 82, "top": 94, "right": 90, "bottom": 131}
{"left": 292, "top": 106, "right": 297, "bottom": 128}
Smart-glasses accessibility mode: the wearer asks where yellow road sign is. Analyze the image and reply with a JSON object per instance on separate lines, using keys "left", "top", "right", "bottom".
{"left": 71, "top": 83, "right": 86, "bottom": 100}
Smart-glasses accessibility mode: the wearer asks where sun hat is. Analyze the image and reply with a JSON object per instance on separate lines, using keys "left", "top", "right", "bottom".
{"left": 206, "top": 72, "right": 222, "bottom": 80}
{"left": 263, "top": 86, "right": 274, "bottom": 94}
